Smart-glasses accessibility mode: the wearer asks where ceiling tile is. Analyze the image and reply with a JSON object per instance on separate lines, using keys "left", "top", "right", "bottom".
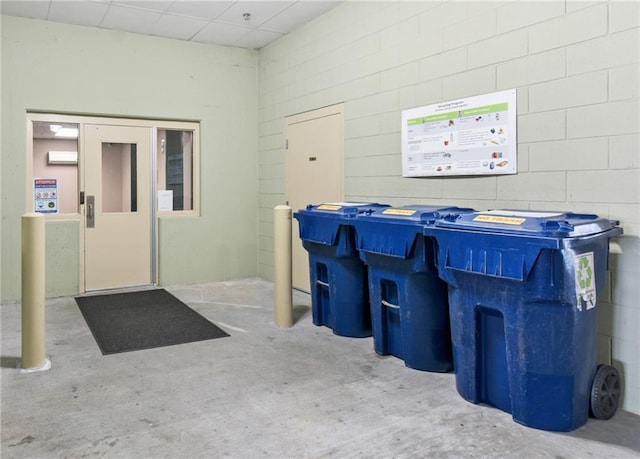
{"left": 216, "top": 1, "right": 295, "bottom": 27}
{"left": 233, "top": 28, "right": 284, "bottom": 50}
{"left": 190, "top": 21, "right": 250, "bottom": 47}
{"left": 148, "top": 14, "right": 209, "bottom": 41}
{"left": 48, "top": 1, "right": 110, "bottom": 27}
{"left": 1, "top": 0, "right": 344, "bottom": 49}
{"left": 100, "top": 3, "right": 163, "bottom": 34}
{"left": 110, "top": 1, "right": 173, "bottom": 13}
{"left": 0, "top": 0, "right": 50, "bottom": 20}
{"left": 165, "top": 1, "right": 235, "bottom": 20}
{"left": 260, "top": 1, "right": 341, "bottom": 33}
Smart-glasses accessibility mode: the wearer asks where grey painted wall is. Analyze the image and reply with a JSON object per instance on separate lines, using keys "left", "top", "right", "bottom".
{"left": 1, "top": 16, "right": 259, "bottom": 300}
{"left": 257, "top": 1, "right": 639, "bottom": 414}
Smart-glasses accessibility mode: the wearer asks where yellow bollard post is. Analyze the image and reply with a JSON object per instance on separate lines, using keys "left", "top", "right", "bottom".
{"left": 20, "top": 212, "right": 50, "bottom": 372}
{"left": 273, "top": 205, "right": 293, "bottom": 327}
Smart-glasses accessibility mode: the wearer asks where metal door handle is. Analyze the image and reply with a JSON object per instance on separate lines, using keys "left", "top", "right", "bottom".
{"left": 86, "top": 195, "right": 95, "bottom": 228}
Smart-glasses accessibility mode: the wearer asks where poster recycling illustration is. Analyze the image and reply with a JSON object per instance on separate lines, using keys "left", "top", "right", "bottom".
{"left": 402, "top": 89, "right": 517, "bottom": 177}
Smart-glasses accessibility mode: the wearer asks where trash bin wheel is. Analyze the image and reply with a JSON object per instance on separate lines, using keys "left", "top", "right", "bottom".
{"left": 590, "top": 364, "right": 621, "bottom": 420}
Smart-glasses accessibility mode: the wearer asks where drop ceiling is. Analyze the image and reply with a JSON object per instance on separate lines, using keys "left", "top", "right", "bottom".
{"left": 0, "top": 0, "right": 343, "bottom": 49}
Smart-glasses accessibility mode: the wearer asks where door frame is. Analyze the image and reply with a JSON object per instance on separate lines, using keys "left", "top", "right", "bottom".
{"left": 26, "top": 112, "right": 200, "bottom": 294}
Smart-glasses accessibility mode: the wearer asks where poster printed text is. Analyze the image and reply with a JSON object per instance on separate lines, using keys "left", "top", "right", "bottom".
{"left": 34, "top": 178, "right": 58, "bottom": 214}
{"left": 402, "top": 89, "right": 517, "bottom": 177}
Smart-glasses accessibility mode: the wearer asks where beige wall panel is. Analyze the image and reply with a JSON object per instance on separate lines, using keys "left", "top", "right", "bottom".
{"left": 286, "top": 105, "right": 344, "bottom": 291}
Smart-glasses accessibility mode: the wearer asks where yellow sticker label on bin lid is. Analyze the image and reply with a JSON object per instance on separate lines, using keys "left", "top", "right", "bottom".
{"left": 473, "top": 215, "right": 526, "bottom": 225}
{"left": 382, "top": 209, "right": 417, "bottom": 216}
{"left": 317, "top": 204, "right": 342, "bottom": 211}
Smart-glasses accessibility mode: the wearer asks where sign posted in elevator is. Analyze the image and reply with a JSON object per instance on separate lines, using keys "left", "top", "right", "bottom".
{"left": 401, "top": 89, "right": 517, "bottom": 177}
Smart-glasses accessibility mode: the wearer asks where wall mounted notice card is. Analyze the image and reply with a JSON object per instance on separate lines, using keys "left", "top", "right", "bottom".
{"left": 402, "top": 89, "right": 517, "bottom": 177}
{"left": 34, "top": 178, "right": 58, "bottom": 213}
{"left": 158, "top": 190, "right": 173, "bottom": 211}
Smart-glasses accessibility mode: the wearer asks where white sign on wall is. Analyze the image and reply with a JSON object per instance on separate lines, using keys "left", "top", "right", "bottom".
{"left": 158, "top": 190, "right": 174, "bottom": 211}
{"left": 402, "top": 89, "right": 517, "bottom": 177}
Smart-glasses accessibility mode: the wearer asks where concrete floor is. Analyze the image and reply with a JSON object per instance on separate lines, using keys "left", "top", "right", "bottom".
{"left": 1, "top": 278, "right": 639, "bottom": 458}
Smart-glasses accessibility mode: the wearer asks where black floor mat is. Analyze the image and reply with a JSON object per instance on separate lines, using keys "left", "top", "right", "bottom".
{"left": 75, "top": 289, "right": 229, "bottom": 355}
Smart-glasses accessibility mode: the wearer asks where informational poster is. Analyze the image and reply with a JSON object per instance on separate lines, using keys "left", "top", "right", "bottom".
{"left": 33, "top": 178, "right": 58, "bottom": 214}
{"left": 158, "top": 190, "right": 174, "bottom": 211}
{"left": 402, "top": 89, "right": 517, "bottom": 177}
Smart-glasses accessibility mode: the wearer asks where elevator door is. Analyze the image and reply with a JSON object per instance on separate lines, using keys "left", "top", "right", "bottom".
{"left": 83, "top": 124, "right": 152, "bottom": 291}
{"left": 285, "top": 104, "right": 344, "bottom": 292}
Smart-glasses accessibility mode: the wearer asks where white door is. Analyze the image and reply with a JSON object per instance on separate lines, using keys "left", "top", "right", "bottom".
{"left": 83, "top": 124, "right": 153, "bottom": 291}
{"left": 286, "top": 104, "right": 344, "bottom": 292}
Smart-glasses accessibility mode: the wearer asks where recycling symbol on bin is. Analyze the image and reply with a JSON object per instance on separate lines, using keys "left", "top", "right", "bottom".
{"left": 577, "top": 256, "right": 593, "bottom": 290}
{"left": 575, "top": 253, "right": 596, "bottom": 312}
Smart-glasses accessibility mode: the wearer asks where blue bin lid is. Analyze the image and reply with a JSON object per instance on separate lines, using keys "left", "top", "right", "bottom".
{"left": 295, "top": 202, "right": 387, "bottom": 217}
{"left": 435, "top": 209, "right": 619, "bottom": 238}
{"left": 359, "top": 205, "right": 475, "bottom": 225}
{"left": 355, "top": 205, "right": 475, "bottom": 258}
{"left": 293, "top": 202, "right": 389, "bottom": 245}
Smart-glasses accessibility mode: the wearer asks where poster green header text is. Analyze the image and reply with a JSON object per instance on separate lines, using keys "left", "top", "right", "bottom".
{"left": 407, "top": 102, "right": 509, "bottom": 125}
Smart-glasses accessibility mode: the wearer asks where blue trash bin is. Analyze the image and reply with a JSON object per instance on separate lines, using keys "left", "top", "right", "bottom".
{"left": 430, "top": 210, "right": 623, "bottom": 431}
{"left": 294, "top": 203, "right": 389, "bottom": 337}
{"left": 353, "top": 205, "right": 473, "bottom": 372}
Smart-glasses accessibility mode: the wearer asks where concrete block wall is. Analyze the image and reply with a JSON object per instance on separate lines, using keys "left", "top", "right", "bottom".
{"left": 258, "top": 1, "right": 639, "bottom": 414}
